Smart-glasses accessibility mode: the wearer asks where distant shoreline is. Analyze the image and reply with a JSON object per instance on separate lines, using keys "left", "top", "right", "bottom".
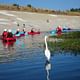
{"left": 0, "top": 4, "right": 80, "bottom": 16}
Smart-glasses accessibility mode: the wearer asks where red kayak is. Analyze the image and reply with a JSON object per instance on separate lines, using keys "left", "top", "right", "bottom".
{"left": 2, "top": 37, "right": 16, "bottom": 42}
{"left": 28, "top": 32, "right": 40, "bottom": 35}
{"left": 2, "top": 40, "right": 15, "bottom": 46}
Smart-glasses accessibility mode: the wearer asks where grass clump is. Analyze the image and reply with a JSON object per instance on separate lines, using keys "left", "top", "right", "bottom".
{"left": 48, "top": 31, "right": 80, "bottom": 52}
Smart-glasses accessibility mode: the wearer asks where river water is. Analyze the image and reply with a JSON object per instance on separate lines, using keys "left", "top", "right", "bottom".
{"left": 0, "top": 32, "right": 80, "bottom": 80}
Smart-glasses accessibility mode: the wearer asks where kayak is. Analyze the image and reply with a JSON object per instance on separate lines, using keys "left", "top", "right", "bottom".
{"left": 14, "top": 32, "right": 27, "bottom": 38}
{"left": 2, "top": 37, "right": 16, "bottom": 42}
{"left": 20, "top": 33, "right": 25, "bottom": 36}
{"left": 28, "top": 32, "right": 40, "bottom": 35}
{"left": 50, "top": 30, "right": 56, "bottom": 36}
{"left": 2, "top": 40, "right": 15, "bottom": 47}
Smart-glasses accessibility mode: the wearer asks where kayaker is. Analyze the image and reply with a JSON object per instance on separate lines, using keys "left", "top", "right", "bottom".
{"left": 7, "top": 29, "right": 13, "bottom": 38}
{"left": 56, "top": 26, "right": 62, "bottom": 35}
{"left": 2, "top": 29, "right": 8, "bottom": 38}
{"left": 31, "top": 28, "right": 34, "bottom": 33}
{"left": 56, "top": 26, "right": 62, "bottom": 33}
{"left": 15, "top": 29, "right": 20, "bottom": 34}
{"left": 23, "top": 24, "right": 26, "bottom": 33}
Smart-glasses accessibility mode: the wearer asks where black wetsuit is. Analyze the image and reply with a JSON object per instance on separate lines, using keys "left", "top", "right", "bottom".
{"left": 31, "top": 30, "right": 34, "bottom": 33}
{"left": 16, "top": 31, "right": 19, "bottom": 34}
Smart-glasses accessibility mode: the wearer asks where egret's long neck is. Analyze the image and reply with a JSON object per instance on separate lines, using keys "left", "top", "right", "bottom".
{"left": 45, "top": 37, "right": 48, "bottom": 49}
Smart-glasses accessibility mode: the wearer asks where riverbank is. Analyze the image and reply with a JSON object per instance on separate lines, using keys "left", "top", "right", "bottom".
{"left": 0, "top": 10, "right": 80, "bottom": 34}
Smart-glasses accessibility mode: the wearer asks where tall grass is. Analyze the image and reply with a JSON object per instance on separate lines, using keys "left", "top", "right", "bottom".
{"left": 48, "top": 31, "right": 80, "bottom": 52}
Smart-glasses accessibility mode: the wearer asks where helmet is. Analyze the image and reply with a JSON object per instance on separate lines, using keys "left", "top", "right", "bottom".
{"left": 4, "top": 29, "right": 7, "bottom": 31}
{"left": 8, "top": 29, "right": 12, "bottom": 32}
{"left": 17, "top": 29, "right": 20, "bottom": 31}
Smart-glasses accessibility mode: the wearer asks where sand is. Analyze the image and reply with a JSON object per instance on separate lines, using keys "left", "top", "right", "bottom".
{"left": 0, "top": 10, "right": 80, "bottom": 34}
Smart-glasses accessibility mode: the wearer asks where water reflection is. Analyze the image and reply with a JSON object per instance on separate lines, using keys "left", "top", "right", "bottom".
{"left": 2, "top": 41, "right": 15, "bottom": 51}
{"left": 51, "top": 50, "right": 80, "bottom": 57}
{"left": 45, "top": 61, "right": 51, "bottom": 80}
{"left": 0, "top": 41, "right": 15, "bottom": 63}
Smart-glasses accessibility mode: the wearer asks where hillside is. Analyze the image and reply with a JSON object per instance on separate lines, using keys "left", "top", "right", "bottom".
{"left": 0, "top": 4, "right": 80, "bottom": 16}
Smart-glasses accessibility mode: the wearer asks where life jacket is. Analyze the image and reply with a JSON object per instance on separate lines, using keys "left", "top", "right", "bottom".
{"left": 57, "top": 27, "right": 62, "bottom": 32}
{"left": 2, "top": 31, "right": 8, "bottom": 38}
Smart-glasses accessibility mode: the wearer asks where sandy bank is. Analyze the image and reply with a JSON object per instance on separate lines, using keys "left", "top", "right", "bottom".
{"left": 0, "top": 10, "right": 80, "bottom": 34}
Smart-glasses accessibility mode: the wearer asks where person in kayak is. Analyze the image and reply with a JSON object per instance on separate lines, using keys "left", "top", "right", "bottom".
{"left": 15, "top": 29, "right": 20, "bottom": 34}
{"left": 56, "top": 25, "right": 62, "bottom": 35}
{"left": 7, "top": 29, "right": 13, "bottom": 38}
{"left": 56, "top": 26, "right": 62, "bottom": 33}
{"left": 31, "top": 28, "right": 34, "bottom": 33}
{"left": 23, "top": 24, "right": 26, "bottom": 33}
{"left": 2, "top": 29, "right": 8, "bottom": 38}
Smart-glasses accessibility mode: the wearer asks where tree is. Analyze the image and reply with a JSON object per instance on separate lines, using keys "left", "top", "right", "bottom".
{"left": 27, "top": 4, "right": 32, "bottom": 8}
{"left": 70, "top": 8, "right": 80, "bottom": 12}
{"left": 70, "top": 8, "right": 74, "bottom": 11}
{"left": 12, "top": 4, "right": 20, "bottom": 10}
{"left": 13, "top": 4, "right": 19, "bottom": 6}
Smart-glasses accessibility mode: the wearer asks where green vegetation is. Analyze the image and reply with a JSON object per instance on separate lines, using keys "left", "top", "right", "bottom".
{"left": 70, "top": 8, "right": 80, "bottom": 12}
{"left": 50, "top": 31, "right": 80, "bottom": 39}
{"left": 12, "top": 4, "right": 19, "bottom": 7}
{"left": 0, "top": 4, "right": 80, "bottom": 16}
{"left": 48, "top": 31, "right": 80, "bottom": 52}
{"left": 27, "top": 4, "right": 32, "bottom": 8}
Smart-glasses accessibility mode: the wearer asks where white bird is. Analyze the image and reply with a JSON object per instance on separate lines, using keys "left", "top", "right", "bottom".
{"left": 45, "top": 36, "right": 51, "bottom": 61}
{"left": 45, "top": 61, "right": 51, "bottom": 80}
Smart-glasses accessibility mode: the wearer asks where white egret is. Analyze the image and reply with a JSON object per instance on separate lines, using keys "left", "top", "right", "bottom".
{"left": 45, "top": 36, "right": 51, "bottom": 61}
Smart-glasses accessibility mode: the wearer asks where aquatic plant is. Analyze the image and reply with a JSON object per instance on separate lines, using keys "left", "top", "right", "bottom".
{"left": 48, "top": 31, "right": 80, "bottom": 52}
